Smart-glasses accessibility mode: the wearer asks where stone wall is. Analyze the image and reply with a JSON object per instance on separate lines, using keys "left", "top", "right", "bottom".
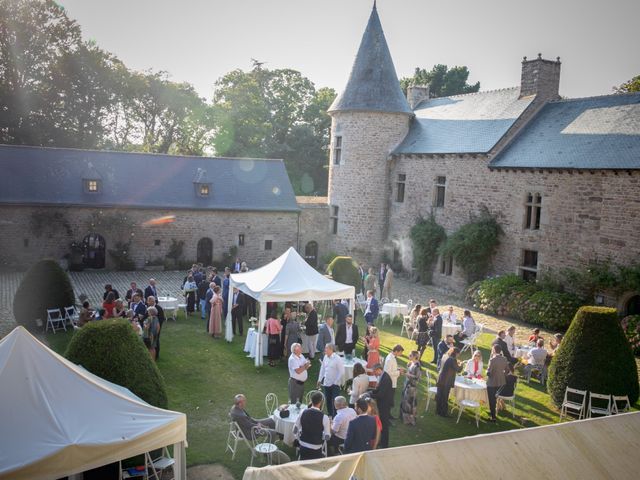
{"left": 388, "top": 154, "right": 640, "bottom": 292}
{"left": 327, "top": 111, "right": 410, "bottom": 265}
{"left": 0, "top": 205, "right": 299, "bottom": 271}
{"left": 297, "top": 197, "right": 330, "bottom": 269}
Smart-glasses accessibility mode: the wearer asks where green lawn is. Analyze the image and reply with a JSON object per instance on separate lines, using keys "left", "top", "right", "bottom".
{"left": 46, "top": 314, "right": 573, "bottom": 479}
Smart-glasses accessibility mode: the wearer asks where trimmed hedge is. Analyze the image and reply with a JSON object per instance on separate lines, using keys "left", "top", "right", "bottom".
{"left": 466, "top": 274, "right": 584, "bottom": 330}
{"left": 548, "top": 306, "right": 639, "bottom": 406}
{"left": 326, "top": 256, "right": 360, "bottom": 292}
{"left": 621, "top": 315, "right": 640, "bottom": 355}
{"left": 65, "top": 320, "right": 168, "bottom": 408}
{"left": 13, "top": 259, "right": 75, "bottom": 331}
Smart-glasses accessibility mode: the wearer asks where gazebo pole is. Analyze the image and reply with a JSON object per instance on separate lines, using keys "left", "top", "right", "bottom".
{"left": 225, "top": 287, "right": 234, "bottom": 342}
{"left": 255, "top": 302, "right": 267, "bottom": 367}
{"left": 173, "top": 441, "right": 187, "bottom": 480}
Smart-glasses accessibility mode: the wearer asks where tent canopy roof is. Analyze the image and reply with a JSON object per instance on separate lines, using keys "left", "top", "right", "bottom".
{"left": 230, "top": 247, "right": 355, "bottom": 303}
{"left": 0, "top": 327, "right": 186, "bottom": 480}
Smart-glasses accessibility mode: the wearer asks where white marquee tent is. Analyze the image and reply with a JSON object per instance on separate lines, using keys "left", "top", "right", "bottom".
{"left": 0, "top": 327, "right": 187, "bottom": 480}
{"left": 224, "top": 247, "right": 356, "bottom": 365}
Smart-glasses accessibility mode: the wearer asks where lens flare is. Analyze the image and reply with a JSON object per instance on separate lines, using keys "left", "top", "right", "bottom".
{"left": 142, "top": 215, "right": 176, "bottom": 227}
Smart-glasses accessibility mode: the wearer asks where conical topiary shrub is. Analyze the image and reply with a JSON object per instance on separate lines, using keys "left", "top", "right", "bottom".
{"left": 13, "top": 259, "right": 75, "bottom": 331}
{"left": 65, "top": 320, "right": 168, "bottom": 408}
{"left": 548, "top": 306, "right": 639, "bottom": 406}
{"left": 327, "top": 256, "right": 360, "bottom": 293}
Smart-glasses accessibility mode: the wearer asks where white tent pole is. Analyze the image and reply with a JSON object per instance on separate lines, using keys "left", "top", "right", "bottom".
{"left": 255, "top": 302, "right": 267, "bottom": 367}
{"left": 173, "top": 441, "right": 186, "bottom": 480}
{"left": 225, "top": 286, "right": 234, "bottom": 342}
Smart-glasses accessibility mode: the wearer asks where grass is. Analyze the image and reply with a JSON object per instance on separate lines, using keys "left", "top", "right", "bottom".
{"left": 45, "top": 312, "right": 612, "bottom": 479}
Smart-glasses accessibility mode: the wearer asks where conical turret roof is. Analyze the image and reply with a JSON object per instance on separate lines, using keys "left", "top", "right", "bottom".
{"left": 329, "top": 3, "right": 412, "bottom": 115}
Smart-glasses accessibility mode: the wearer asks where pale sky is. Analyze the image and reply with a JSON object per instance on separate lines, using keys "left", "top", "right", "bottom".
{"left": 59, "top": 0, "right": 639, "bottom": 100}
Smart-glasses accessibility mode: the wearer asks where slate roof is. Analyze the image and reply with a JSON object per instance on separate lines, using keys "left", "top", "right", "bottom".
{"left": 328, "top": 4, "right": 412, "bottom": 116}
{"left": 489, "top": 93, "right": 640, "bottom": 170}
{"left": 0, "top": 145, "right": 300, "bottom": 211}
{"left": 393, "top": 87, "right": 535, "bottom": 154}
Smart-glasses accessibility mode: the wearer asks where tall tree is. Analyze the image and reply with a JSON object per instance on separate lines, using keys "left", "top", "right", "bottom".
{"left": 212, "top": 62, "right": 336, "bottom": 194}
{"left": 614, "top": 75, "right": 640, "bottom": 94}
{"left": 400, "top": 64, "right": 480, "bottom": 98}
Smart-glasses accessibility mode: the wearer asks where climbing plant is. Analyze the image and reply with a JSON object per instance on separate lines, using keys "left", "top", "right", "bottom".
{"left": 410, "top": 215, "right": 446, "bottom": 284}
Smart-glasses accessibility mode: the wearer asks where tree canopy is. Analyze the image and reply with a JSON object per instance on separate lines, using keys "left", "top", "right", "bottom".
{"left": 614, "top": 75, "right": 640, "bottom": 94}
{"left": 400, "top": 64, "right": 480, "bottom": 98}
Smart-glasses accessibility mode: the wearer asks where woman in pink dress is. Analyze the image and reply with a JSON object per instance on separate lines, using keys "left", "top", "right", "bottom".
{"left": 364, "top": 327, "right": 381, "bottom": 369}
{"left": 209, "top": 286, "right": 223, "bottom": 338}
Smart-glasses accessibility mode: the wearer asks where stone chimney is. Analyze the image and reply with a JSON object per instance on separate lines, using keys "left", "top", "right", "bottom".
{"left": 520, "top": 53, "right": 561, "bottom": 100}
{"left": 406, "top": 85, "right": 430, "bottom": 109}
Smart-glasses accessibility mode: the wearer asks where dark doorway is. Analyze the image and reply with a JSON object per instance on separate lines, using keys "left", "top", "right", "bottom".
{"left": 626, "top": 295, "right": 640, "bottom": 316}
{"left": 305, "top": 241, "right": 318, "bottom": 268}
{"left": 82, "top": 233, "right": 106, "bottom": 269}
{"left": 197, "top": 237, "right": 213, "bottom": 265}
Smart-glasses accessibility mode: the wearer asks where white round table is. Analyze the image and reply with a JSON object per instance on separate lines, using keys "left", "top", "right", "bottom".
{"left": 272, "top": 405, "right": 307, "bottom": 446}
{"left": 158, "top": 296, "right": 178, "bottom": 318}
{"left": 340, "top": 357, "right": 367, "bottom": 386}
{"left": 243, "top": 328, "right": 268, "bottom": 358}
{"left": 515, "top": 346, "right": 532, "bottom": 358}
{"left": 454, "top": 375, "right": 489, "bottom": 405}
{"left": 442, "top": 323, "right": 461, "bottom": 338}
{"left": 382, "top": 303, "right": 408, "bottom": 318}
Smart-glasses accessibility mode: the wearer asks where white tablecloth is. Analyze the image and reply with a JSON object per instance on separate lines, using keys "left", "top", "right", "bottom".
{"left": 442, "top": 323, "right": 461, "bottom": 338}
{"left": 515, "top": 346, "right": 532, "bottom": 359}
{"left": 158, "top": 296, "right": 178, "bottom": 312}
{"left": 454, "top": 376, "right": 489, "bottom": 404}
{"left": 381, "top": 303, "right": 408, "bottom": 318}
{"left": 272, "top": 406, "right": 307, "bottom": 446}
{"left": 243, "top": 328, "right": 268, "bottom": 358}
{"left": 340, "top": 357, "right": 367, "bottom": 386}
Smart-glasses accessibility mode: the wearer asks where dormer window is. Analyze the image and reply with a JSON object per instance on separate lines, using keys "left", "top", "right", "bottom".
{"left": 193, "top": 168, "right": 211, "bottom": 197}
{"left": 84, "top": 179, "right": 100, "bottom": 193}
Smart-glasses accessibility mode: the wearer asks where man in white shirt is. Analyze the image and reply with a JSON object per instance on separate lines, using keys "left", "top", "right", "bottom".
{"left": 288, "top": 343, "right": 311, "bottom": 403}
{"left": 444, "top": 306, "right": 458, "bottom": 324}
{"left": 317, "top": 343, "right": 344, "bottom": 418}
{"left": 294, "top": 391, "right": 331, "bottom": 460}
{"left": 527, "top": 338, "right": 548, "bottom": 366}
{"left": 505, "top": 325, "right": 517, "bottom": 359}
{"left": 384, "top": 344, "right": 405, "bottom": 418}
{"left": 328, "top": 396, "right": 357, "bottom": 456}
{"left": 456, "top": 310, "right": 476, "bottom": 344}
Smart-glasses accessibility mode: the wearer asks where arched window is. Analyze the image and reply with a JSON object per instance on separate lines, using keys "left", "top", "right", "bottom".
{"left": 197, "top": 238, "right": 213, "bottom": 266}
{"left": 626, "top": 295, "right": 640, "bottom": 316}
{"left": 305, "top": 241, "right": 319, "bottom": 268}
{"left": 82, "top": 233, "right": 106, "bottom": 269}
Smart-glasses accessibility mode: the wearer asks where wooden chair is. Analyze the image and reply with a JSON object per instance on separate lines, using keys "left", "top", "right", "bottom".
{"left": 559, "top": 387, "right": 587, "bottom": 421}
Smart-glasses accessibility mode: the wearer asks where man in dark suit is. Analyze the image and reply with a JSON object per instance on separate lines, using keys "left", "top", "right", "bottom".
{"left": 336, "top": 314, "right": 359, "bottom": 355}
{"left": 492, "top": 330, "right": 516, "bottom": 364}
{"left": 333, "top": 299, "right": 348, "bottom": 326}
{"left": 125, "top": 282, "right": 143, "bottom": 303}
{"left": 131, "top": 293, "right": 147, "bottom": 327}
{"left": 378, "top": 264, "right": 386, "bottom": 298}
{"left": 429, "top": 308, "right": 443, "bottom": 364}
{"left": 371, "top": 363, "right": 393, "bottom": 449}
{"left": 204, "top": 281, "right": 214, "bottom": 330}
{"left": 144, "top": 278, "right": 158, "bottom": 304}
{"left": 436, "top": 347, "right": 462, "bottom": 417}
{"left": 364, "top": 290, "right": 379, "bottom": 325}
{"left": 344, "top": 397, "right": 377, "bottom": 453}
{"left": 103, "top": 284, "right": 120, "bottom": 301}
{"left": 316, "top": 317, "right": 335, "bottom": 359}
{"left": 231, "top": 288, "right": 245, "bottom": 336}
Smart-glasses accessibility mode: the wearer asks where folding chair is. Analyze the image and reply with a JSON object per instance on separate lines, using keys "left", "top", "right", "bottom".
{"left": 497, "top": 382, "right": 517, "bottom": 418}
{"left": 525, "top": 364, "right": 547, "bottom": 385}
{"left": 460, "top": 324, "right": 482, "bottom": 355}
{"left": 226, "top": 421, "right": 246, "bottom": 460}
{"left": 148, "top": 447, "right": 175, "bottom": 480}
{"left": 265, "top": 392, "right": 278, "bottom": 416}
{"left": 559, "top": 387, "right": 587, "bottom": 421}
{"left": 424, "top": 369, "right": 438, "bottom": 412}
{"left": 46, "top": 308, "right": 67, "bottom": 333}
{"left": 64, "top": 306, "right": 79, "bottom": 329}
{"left": 587, "top": 392, "right": 612, "bottom": 418}
{"left": 455, "top": 399, "right": 481, "bottom": 428}
{"left": 251, "top": 426, "right": 279, "bottom": 466}
{"left": 612, "top": 395, "right": 631, "bottom": 414}
{"left": 400, "top": 315, "right": 413, "bottom": 338}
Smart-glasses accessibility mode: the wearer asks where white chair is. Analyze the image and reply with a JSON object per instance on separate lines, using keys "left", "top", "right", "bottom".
{"left": 356, "top": 293, "right": 367, "bottom": 312}
{"left": 225, "top": 421, "right": 250, "bottom": 460}
{"left": 400, "top": 315, "right": 413, "bottom": 338}
{"left": 497, "top": 382, "right": 517, "bottom": 418}
{"left": 455, "top": 399, "right": 481, "bottom": 428}
{"left": 251, "top": 426, "right": 279, "bottom": 466}
{"left": 64, "top": 306, "right": 79, "bottom": 329}
{"left": 424, "top": 369, "right": 438, "bottom": 413}
{"left": 265, "top": 392, "right": 278, "bottom": 416}
{"left": 46, "top": 308, "right": 67, "bottom": 333}
{"left": 147, "top": 447, "right": 175, "bottom": 480}
{"left": 559, "top": 387, "right": 587, "bottom": 421}
{"left": 587, "top": 392, "right": 612, "bottom": 418}
{"left": 306, "top": 389, "right": 325, "bottom": 406}
{"left": 379, "top": 298, "right": 391, "bottom": 325}
{"left": 177, "top": 303, "right": 188, "bottom": 318}
{"left": 525, "top": 363, "right": 547, "bottom": 385}
{"left": 612, "top": 395, "right": 631, "bottom": 414}
{"left": 460, "top": 324, "right": 482, "bottom": 355}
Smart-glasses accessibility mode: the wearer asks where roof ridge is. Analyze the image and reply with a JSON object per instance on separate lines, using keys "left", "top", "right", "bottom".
{"left": 0, "top": 144, "right": 285, "bottom": 162}
{"left": 442, "top": 86, "right": 520, "bottom": 99}
{"left": 549, "top": 91, "right": 640, "bottom": 104}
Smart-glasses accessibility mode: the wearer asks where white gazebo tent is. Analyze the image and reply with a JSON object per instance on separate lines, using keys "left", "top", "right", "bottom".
{"left": 0, "top": 327, "right": 187, "bottom": 480}
{"left": 224, "top": 247, "right": 356, "bottom": 366}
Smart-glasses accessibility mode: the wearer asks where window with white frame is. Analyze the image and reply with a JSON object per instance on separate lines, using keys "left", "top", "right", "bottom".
{"left": 524, "top": 192, "right": 542, "bottom": 230}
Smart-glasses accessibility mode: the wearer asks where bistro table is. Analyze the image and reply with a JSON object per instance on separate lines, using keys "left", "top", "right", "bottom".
{"left": 442, "top": 322, "right": 462, "bottom": 338}
{"left": 158, "top": 296, "right": 178, "bottom": 320}
{"left": 244, "top": 328, "right": 268, "bottom": 358}
{"left": 454, "top": 375, "right": 489, "bottom": 405}
{"left": 272, "top": 405, "right": 307, "bottom": 446}
{"left": 381, "top": 303, "right": 409, "bottom": 320}
{"left": 340, "top": 357, "right": 368, "bottom": 386}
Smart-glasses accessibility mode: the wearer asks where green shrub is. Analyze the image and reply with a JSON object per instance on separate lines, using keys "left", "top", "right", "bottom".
{"left": 410, "top": 215, "right": 446, "bottom": 284}
{"left": 65, "top": 320, "right": 168, "bottom": 408}
{"left": 548, "top": 306, "right": 639, "bottom": 406}
{"left": 621, "top": 315, "right": 640, "bottom": 355}
{"left": 326, "top": 256, "right": 360, "bottom": 292}
{"left": 506, "top": 283, "right": 540, "bottom": 321}
{"left": 466, "top": 274, "right": 526, "bottom": 314}
{"left": 108, "top": 241, "right": 136, "bottom": 271}
{"left": 439, "top": 209, "right": 502, "bottom": 283}
{"left": 13, "top": 259, "right": 75, "bottom": 331}
{"left": 321, "top": 251, "right": 339, "bottom": 267}
{"left": 519, "top": 290, "right": 583, "bottom": 330}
